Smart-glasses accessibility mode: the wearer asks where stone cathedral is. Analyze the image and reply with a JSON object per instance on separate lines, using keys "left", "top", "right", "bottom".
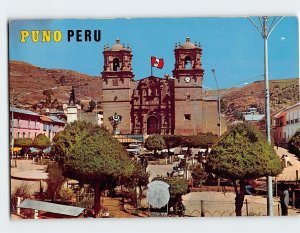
{"left": 101, "top": 37, "right": 223, "bottom": 135}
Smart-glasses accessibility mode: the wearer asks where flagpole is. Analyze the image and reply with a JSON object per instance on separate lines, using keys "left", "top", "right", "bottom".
{"left": 151, "top": 58, "right": 153, "bottom": 76}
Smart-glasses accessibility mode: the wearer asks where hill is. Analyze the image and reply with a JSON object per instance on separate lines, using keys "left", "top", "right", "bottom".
{"left": 206, "top": 79, "right": 299, "bottom": 122}
{"left": 9, "top": 60, "right": 299, "bottom": 122}
{"left": 9, "top": 60, "right": 102, "bottom": 110}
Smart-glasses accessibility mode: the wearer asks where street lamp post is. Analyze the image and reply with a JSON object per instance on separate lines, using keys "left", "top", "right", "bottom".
{"left": 211, "top": 69, "right": 248, "bottom": 137}
{"left": 247, "top": 16, "right": 285, "bottom": 216}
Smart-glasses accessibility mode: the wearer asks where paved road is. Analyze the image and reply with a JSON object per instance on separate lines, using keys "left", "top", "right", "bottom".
{"left": 11, "top": 160, "right": 48, "bottom": 195}
{"left": 275, "top": 147, "right": 300, "bottom": 181}
{"left": 182, "top": 191, "right": 300, "bottom": 217}
{"left": 146, "top": 164, "right": 174, "bottom": 181}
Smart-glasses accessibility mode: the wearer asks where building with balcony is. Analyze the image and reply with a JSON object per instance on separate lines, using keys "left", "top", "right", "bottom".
{"left": 10, "top": 107, "right": 66, "bottom": 141}
{"left": 273, "top": 102, "right": 300, "bottom": 144}
{"left": 10, "top": 107, "right": 42, "bottom": 140}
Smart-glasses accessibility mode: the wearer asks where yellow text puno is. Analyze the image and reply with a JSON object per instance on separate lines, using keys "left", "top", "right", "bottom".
{"left": 20, "top": 30, "right": 62, "bottom": 43}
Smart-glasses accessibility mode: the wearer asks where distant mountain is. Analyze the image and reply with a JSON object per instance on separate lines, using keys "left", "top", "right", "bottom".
{"left": 9, "top": 60, "right": 299, "bottom": 122}
{"left": 206, "top": 78, "right": 299, "bottom": 122}
{"left": 9, "top": 60, "right": 103, "bottom": 110}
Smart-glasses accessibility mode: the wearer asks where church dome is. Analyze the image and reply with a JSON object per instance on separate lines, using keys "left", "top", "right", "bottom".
{"left": 178, "top": 37, "right": 198, "bottom": 49}
{"left": 111, "top": 39, "right": 126, "bottom": 51}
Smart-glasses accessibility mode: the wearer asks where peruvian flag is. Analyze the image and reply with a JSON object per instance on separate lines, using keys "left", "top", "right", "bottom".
{"left": 151, "top": 56, "right": 164, "bottom": 69}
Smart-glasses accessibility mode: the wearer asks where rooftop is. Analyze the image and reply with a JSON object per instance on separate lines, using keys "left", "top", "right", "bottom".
{"left": 106, "top": 39, "right": 131, "bottom": 52}
{"left": 10, "top": 107, "right": 40, "bottom": 116}
{"left": 40, "top": 115, "right": 52, "bottom": 123}
{"left": 273, "top": 102, "right": 300, "bottom": 118}
{"left": 244, "top": 114, "right": 265, "bottom": 121}
{"left": 176, "top": 37, "right": 201, "bottom": 50}
{"left": 18, "top": 199, "right": 85, "bottom": 217}
{"left": 203, "top": 95, "right": 218, "bottom": 101}
{"left": 48, "top": 115, "right": 66, "bottom": 124}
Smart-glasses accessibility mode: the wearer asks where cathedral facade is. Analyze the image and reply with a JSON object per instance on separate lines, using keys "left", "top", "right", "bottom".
{"left": 101, "top": 37, "right": 222, "bottom": 136}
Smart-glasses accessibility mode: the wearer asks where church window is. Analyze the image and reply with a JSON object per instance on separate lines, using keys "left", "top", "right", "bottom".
{"left": 184, "top": 114, "right": 191, "bottom": 120}
{"left": 184, "top": 56, "right": 192, "bottom": 69}
{"left": 113, "top": 58, "right": 120, "bottom": 71}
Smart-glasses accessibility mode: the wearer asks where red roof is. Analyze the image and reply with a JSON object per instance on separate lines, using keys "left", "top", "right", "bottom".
{"left": 40, "top": 115, "right": 52, "bottom": 123}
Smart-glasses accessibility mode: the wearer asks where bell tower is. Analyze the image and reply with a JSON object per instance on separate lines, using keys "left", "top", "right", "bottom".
{"left": 173, "top": 37, "right": 205, "bottom": 135}
{"left": 102, "top": 39, "right": 134, "bottom": 134}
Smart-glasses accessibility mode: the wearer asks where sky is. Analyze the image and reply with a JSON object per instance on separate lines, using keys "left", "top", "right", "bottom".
{"left": 9, "top": 17, "right": 299, "bottom": 89}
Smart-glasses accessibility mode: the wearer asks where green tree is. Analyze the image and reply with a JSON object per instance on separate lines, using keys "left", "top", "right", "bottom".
{"left": 42, "top": 89, "right": 54, "bottom": 105}
{"left": 14, "top": 138, "right": 33, "bottom": 155}
{"left": 32, "top": 134, "right": 50, "bottom": 156}
{"left": 197, "top": 132, "right": 218, "bottom": 148}
{"left": 88, "top": 99, "right": 96, "bottom": 112}
{"left": 144, "top": 134, "right": 166, "bottom": 158}
{"left": 181, "top": 133, "right": 218, "bottom": 149}
{"left": 191, "top": 164, "right": 206, "bottom": 187}
{"left": 51, "top": 122, "right": 97, "bottom": 161}
{"left": 163, "top": 135, "right": 181, "bottom": 154}
{"left": 288, "top": 129, "right": 300, "bottom": 159}
{"left": 167, "top": 177, "right": 189, "bottom": 198}
{"left": 206, "top": 123, "right": 282, "bottom": 216}
{"left": 153, "top": 177, "right": 189, "bottom": 215}
{"left": 11, "top": 183, "right": 32, "bottom": 216}
{"left": 45, "top": 162, "right": 66, "bottom": 201}
{"left": 52, "top": 121, "right": 135, "bottom": 216}
{"left": 124, "top": 162, "right": 149, "bottom": 207}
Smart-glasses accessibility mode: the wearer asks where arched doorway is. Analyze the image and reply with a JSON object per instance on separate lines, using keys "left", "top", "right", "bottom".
{"left": 147, "top": 116, "right": 159, "bottom": 134}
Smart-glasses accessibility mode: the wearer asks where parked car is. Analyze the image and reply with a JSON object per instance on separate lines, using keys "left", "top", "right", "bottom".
{"left": 125, "top": 143, "right": 141, "bottom": 157}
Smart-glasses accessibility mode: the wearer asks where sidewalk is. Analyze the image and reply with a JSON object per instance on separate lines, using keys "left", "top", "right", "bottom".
{"left": 183, "top": 191, "right": 300, "bottom": 216}
{"left": 275, "top": 147, "right": 300, "bottom": 181}
{"left": 10, "top": 160, "right": 48, "bottom": 194}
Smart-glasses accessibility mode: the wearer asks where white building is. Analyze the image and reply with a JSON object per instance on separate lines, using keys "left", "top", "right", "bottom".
{"left": 273, "top": 102, "right": 300, "bottom": 144}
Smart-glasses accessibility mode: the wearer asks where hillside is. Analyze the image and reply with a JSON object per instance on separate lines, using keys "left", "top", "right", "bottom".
{"left": 9, "top": 60, "right": 299, "bottom": 122}
{"left": 9, "top": 60, "right": 103, "bottom": 110}
{"left": 207, "top": 79, "right": 299, "bottom": 122}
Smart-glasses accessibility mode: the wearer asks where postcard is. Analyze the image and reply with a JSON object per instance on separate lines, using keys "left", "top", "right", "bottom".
{"left": 9, "top": 17, "right": 300, "bottom": 219}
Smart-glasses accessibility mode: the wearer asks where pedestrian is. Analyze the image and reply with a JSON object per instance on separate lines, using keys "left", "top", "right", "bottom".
{"left": 245, "top": 180, "right": 256, "bottom": 195}
{"left": 280, "top": 186, "right": 292, "bottom": 216}
{"left": 281, "top": 154, "right": 287, "bottom": 168}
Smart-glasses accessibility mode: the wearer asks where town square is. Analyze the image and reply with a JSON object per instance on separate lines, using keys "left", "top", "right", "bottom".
{"left": 8, "top": 17, "right": 300, "bottom": 220}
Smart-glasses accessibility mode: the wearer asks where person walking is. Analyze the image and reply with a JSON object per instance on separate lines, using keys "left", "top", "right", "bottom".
{"left": 280, "top": 186, "right": 291, "bottom": 216}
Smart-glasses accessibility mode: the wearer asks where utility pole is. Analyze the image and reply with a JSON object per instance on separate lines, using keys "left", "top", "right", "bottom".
{"left": 211, "top": 70, "right": 248, "bottom": 137}
{"left": 247, "top": 16, "right": 285, "bottom": 216}
{"left": 212, "top": 69, "right": 221, "bottom": 137}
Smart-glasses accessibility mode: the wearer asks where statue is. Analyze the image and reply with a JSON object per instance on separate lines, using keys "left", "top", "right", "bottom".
{"left": 69, "top": 86, "right": 76, "bottom": 106}
{"left": 109, "top": 112, "right": 122, "bottom": 134}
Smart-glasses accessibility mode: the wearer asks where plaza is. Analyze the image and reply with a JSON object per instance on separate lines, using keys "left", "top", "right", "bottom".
{"left": 11, "top": 145, "right": 300, "bottom": 218}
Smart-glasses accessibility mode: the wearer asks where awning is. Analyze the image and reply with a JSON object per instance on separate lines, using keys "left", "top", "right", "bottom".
{"left": 11, "top": 147, "right": 22, "bottom": 152}
{"left": 18, "top": 199, "right": 85, "bottom": 217}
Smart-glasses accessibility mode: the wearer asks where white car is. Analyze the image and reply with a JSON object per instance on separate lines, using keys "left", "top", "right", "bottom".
{"left": 126, "top": 144, "right": 141, "bottom": 156}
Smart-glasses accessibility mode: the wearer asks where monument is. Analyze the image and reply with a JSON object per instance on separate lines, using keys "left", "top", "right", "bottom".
{"left": 109, "top": 112, "right": 122, "bottom": 134}
{"left": 67, "top": 86, "right": 78, "bottom": 124}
